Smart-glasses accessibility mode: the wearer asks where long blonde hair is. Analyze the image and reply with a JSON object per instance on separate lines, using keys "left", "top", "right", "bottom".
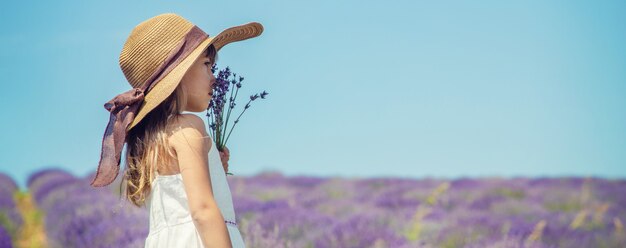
{"left": 121, "top": 44, "right": 218, "bottom": 207}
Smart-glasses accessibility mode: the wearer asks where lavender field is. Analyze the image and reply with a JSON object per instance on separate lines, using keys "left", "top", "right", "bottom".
{"left": 1, "top": 169, "right": 625, "bottom": 248}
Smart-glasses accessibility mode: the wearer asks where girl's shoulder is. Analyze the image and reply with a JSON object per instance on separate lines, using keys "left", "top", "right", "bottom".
{"left": 166, "top": 114, "right": 212, "bottom": 150}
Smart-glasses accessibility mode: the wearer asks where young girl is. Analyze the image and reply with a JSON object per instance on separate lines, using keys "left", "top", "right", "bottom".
{"left": 90, "top": 13, "right": 263, "bottom": 248}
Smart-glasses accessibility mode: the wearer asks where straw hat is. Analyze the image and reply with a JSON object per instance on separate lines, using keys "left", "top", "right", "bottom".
{"left": 91, "top": 13, "right": 263, "bottom": 187}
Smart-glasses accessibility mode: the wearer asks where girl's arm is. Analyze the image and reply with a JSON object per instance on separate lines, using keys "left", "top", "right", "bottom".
{"left": 169, "top": 114, "right": 233, "bottom": 248}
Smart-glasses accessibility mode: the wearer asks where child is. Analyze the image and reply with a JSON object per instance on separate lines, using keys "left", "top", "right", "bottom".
{"left": 90, "top": 13, "right": 263, "bottom": 248}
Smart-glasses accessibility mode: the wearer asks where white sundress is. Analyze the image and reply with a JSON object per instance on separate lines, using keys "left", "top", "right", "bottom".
{"left": 144, "top": 137, "right": 246, "bottom": 248}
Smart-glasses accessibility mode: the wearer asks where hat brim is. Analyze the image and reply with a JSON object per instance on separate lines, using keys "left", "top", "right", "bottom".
{"left": 126, "top": 22, "right": 263, "bottom": 132}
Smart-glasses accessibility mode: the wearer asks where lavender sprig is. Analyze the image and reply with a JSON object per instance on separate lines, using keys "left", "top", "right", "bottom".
{"left": 206, "top": 63, "right": 269, "bottom": 176}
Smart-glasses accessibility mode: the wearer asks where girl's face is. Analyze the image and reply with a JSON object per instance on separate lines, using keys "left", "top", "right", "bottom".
{"left": 180, "top": 49, "right": 216, "bottom": 112}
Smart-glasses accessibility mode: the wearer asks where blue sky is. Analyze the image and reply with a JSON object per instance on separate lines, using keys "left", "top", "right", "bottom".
{"left": 1, "top": 1, "right": 625, "bottom": 190}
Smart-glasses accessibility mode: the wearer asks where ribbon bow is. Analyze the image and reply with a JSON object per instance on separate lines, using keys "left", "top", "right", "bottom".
{"left": 90, "top": 88, "right": 145, "bottom": 187}
{"left": 104, "top": 88, "right": 145, "bottom": 113}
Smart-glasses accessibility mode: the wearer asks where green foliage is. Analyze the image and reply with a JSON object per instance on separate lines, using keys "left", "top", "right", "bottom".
{"left": 544, "top": 199, "right": 583, "bottom": 212}
{"left": 0, "top": 211, "right": 17, "bottom": 239}
{"left": 493, "top": 187, "right": 525, "bottom": 200}
{"left": 403, "top": 219, "right": 422, "bottom": 241}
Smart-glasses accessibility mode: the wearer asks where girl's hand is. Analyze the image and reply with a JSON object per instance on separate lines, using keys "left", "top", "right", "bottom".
{"left": 219, "top": 146, "right": 230, "bottom": 174}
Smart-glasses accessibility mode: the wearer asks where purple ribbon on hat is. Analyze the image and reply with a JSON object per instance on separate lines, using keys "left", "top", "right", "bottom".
{"left": 91, "top": 25, "right": 209, "bottom": 187}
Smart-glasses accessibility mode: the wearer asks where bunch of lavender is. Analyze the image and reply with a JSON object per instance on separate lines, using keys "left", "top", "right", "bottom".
{"left": 207, "top": 64, "right": 268, "bottom": 176}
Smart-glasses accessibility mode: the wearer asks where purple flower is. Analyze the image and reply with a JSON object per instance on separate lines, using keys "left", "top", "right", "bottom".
{"left": 206, "top": 64, "right": 268, "bottom": 166}
{"left": 0, "top": 225, "right": 12, "bottom": 248}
